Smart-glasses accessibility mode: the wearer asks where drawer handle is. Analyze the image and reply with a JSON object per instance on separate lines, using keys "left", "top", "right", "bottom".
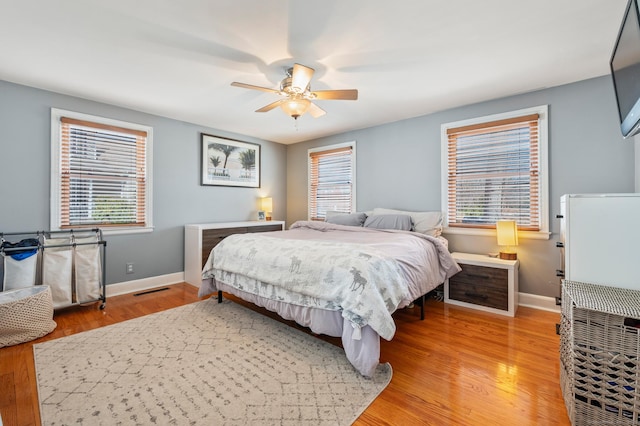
{"left": 463, "top": 292, "right": 488, "bottom": 300}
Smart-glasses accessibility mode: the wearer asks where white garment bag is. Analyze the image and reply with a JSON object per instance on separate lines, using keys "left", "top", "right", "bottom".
{"left": 74, "top": 236, "right": 101, "bottom": 303}
{"left": 3, "top": 253, "right": 38, "bottom": 291}
{"left": 42, "top": 237, "right": 73, "bottom": 308}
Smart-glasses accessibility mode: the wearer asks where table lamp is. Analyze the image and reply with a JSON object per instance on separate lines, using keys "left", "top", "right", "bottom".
{"left": 261, "top": 197, "right": 273, "bottom": 221}
{"left": 496, "top": 220, "right": 518, "bottom": 260}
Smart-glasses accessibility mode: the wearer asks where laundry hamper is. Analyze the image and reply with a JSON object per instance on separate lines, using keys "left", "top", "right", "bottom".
{"left": 560, "top": 280, "right": 640, "bottom": 425}
{"left": 0, "top": 285, "right": 56, "bottom": 347}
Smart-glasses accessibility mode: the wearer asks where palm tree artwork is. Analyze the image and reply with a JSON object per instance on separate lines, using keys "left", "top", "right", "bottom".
{"left": 239, "top": 149, "right": 256, "bottom": 179}
{"left": 210, "top": 143, "right": 237, "bottom": 169}
{"left": 209, "top": 155, "right": 222, "bottom": 176}
{"left": 202, "top": 135, "right": 260, "bottom": 187}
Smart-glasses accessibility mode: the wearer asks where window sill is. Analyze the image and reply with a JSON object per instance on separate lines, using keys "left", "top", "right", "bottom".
{"left": 442, "top": 227, "right": 551, "bottom": 240}
{"left": 100, "top": 226, "right": 154, "bottom": 236}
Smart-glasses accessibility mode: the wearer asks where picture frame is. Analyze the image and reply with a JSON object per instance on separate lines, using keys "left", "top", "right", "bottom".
{"left": 201, "top": 133, "right": 261, "bottom": 188}
{"left": 257, "top": 211, "right": 266, "bottom": 221}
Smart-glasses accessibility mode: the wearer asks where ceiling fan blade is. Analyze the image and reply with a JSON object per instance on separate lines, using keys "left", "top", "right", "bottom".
{"left": 291, "top": 63, "right": 314, "bottom": 91}
{"left": 312, "top": 89, "right": 358, "bottom": 101}
{"left": 308, "top": 102, "right": 326, "bottom": 118}
{"left": 231, "top": 81, "right": 279, "bottom": 94}
{"left": 255, "top": 99, "right": 285, "bottom": 113}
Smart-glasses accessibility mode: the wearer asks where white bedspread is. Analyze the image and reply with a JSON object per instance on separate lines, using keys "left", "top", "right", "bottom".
{"left": 201, "top": 221, "right": 460, "bottom": 341}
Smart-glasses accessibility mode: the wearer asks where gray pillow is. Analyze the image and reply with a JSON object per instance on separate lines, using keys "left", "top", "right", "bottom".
{"left": 325, "top": 212, "right": 367, "bottom": 227}
{"left": 363, "top": 214, "right": 413, "bottom": 231}
{"left": 372, "top": 208, "right": 443, "bottom": 236}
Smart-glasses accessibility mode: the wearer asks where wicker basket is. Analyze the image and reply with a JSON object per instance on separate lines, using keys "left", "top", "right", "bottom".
{"left": 561, "top": 281, "right": 640, "bottom": 425}
{"left": 0, "top": 285, "right": 56, "bottom": 348}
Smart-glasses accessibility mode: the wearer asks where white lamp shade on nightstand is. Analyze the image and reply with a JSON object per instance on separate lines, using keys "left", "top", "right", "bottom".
{"left": 261, "top": 197, "right": 273, "bottom": 220}
{"left": 496, "top": 220, "right": 518, "bottom": 260}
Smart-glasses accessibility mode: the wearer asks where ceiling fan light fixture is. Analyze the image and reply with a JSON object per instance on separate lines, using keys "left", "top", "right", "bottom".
{"left": 280, "top": 98, "right": 311, "bottom": 120}
{"left": 231, "top": 62, "right": 357, "bottom": 120}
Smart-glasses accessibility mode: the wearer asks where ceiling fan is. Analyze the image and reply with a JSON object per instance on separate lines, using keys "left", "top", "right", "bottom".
{"left": 231, "top": 63, "right": 358, "bottom": 120}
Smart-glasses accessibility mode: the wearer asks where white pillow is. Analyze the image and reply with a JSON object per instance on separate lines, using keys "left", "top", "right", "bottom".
{"left": 372, "top": 208, "right": 443, "bottom": 236}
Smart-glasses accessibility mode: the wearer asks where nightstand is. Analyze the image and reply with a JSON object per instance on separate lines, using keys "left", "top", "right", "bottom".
{"left": 445, "top": 252, "right": 519, "bottom": 317}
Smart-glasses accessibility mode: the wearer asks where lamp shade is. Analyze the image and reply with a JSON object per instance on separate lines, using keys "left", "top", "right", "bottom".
{"left": 496, "top": 220, "right": 518, "bottom": 260}
{"left": 496, "top": 220, "right": 518, "bottom": 246}
{"left": 261, "top": 197, "right": 273, "bottom": 212}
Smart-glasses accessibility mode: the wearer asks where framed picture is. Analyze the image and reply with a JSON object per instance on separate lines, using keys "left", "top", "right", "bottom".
{"left": 201, "top": 133, "right": 261, "bottom": 187}
{"left": 257, "top": 211, "right": 266, "bottom": 221}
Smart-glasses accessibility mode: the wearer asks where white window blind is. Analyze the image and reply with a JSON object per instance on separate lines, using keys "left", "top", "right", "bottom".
{"left": 59, "top": 117, "right": 148, "bottom": 228}
{"left": 446, "top": 113, "right": 540, "bottom": 231}
{"left": 308, "top": 144, "right": 355, "bottom": 220}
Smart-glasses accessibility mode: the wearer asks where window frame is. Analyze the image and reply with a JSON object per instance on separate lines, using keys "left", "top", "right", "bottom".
{"left": 50, "top": 108, "right": 154, "bottom": 235}
{"left": 440, "top": 105, "right": 549, "bottom": 240}
{"left": 307, "top": 141, "right": 357, "bottom": 221}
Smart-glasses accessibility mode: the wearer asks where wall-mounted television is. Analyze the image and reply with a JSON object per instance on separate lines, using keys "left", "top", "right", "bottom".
{"left": 610, "top": 0, "right": 640, "bottom": 138}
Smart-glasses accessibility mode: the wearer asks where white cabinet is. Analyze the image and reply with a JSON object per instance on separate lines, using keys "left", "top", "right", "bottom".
{"left": 184, "top": 221, "right": 285, "bottom": 286}
{"left": 559, "top": 194, "right": 640, "bottom": 290}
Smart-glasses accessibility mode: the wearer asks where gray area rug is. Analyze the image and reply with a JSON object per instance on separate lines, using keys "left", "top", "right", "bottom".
{"left": 34, "top": 299, "right": 392, "bottom": 425}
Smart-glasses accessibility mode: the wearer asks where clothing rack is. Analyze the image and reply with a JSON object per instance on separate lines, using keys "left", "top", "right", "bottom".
{"left": 0, "top": 228, "right": 107, "bottom": 309}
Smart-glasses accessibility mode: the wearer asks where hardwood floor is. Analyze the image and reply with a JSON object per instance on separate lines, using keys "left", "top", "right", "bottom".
{"left": 0, "top": 283, "right": 569, "bottom": 425}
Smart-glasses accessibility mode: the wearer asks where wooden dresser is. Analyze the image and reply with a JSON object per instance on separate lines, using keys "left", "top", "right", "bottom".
{"left": 184, "top": 221, "right": 285, "bottom": 286}
{"left": 445, "top": 252, "right": 519, "bottom": 317}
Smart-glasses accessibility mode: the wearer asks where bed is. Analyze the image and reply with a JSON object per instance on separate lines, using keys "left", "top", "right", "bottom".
{"left": 199, "top": 215, "right": 460, "bottom": 376}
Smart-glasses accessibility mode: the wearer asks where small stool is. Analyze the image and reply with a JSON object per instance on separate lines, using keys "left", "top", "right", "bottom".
{"left": 0, "top": 286, "right": 57, "bottom": 347}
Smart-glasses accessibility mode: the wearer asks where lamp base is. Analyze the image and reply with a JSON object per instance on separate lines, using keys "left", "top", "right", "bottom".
{"left": 499, "top": 252, "right": 517, "bottom": 260}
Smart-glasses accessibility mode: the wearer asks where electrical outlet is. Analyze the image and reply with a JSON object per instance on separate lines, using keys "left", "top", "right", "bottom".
{"left": 126, "top": 263, "right": 134, "bottom": 274}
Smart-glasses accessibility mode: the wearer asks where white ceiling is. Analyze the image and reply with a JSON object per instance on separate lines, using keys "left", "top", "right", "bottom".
{"left": 0, "top": 1, "right": 628, "bottom": 144}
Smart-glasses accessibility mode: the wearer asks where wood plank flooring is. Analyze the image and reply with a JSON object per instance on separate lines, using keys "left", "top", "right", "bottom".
{"left": 0, "top": 283, "right": 569, "bottom": 425}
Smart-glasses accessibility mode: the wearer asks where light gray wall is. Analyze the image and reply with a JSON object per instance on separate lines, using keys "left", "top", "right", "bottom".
{"left": 286, "top": 76, "right": 635, "bottom": 298}
{"left": 0, "top": 80, "right": 287, "bottom": 285}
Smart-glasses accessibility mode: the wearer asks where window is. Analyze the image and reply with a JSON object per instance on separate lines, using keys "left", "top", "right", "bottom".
{"left": 51, "top": 109, "right": 153, "bottom": 234}
{"left": 441, "top": 106, "right": 548, "bottom": 238}
{"left": 308, "top": 142, "right": 356, "bottom": 220}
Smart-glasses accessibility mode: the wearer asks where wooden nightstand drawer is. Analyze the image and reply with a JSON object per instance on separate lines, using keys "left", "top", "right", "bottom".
{"left": 448, "top": 264, "right": 508, "bottom": 310}
{"left": 445, "top": 252, "right": 519, "bottom": 317}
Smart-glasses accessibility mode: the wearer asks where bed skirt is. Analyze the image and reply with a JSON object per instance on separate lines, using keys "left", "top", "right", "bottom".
{"left": 201, "top": 278, "right": 380, "bottom": 377}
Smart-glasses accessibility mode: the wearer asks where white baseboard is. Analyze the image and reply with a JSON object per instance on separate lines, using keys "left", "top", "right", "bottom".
{"left": 518, "top": 292, "right": 560, "bottom": 313}
{"left": 105, "top": 274, "right": 560, "bottom": 314}
{"left": 105, "top": 272, "right": 189, "bottom": 298}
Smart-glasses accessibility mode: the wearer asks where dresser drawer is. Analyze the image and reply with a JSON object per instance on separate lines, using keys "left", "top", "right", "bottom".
{"left": 201, "top": 227, "right": 248, "bottom": 267}
{"left": 185, "top": 221, "right": 286, "bottom": 287}
{"left": 247, "top": 224, "right": 282, "bottom": 233}
{"left": 200, "top": 225, "right": 283, "bottom": 267}
{"left": 448, "top": 264, "right": 508, "bottom": 310}
{"left": 445, "top": 252, "right": 519, "bottom": 317}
